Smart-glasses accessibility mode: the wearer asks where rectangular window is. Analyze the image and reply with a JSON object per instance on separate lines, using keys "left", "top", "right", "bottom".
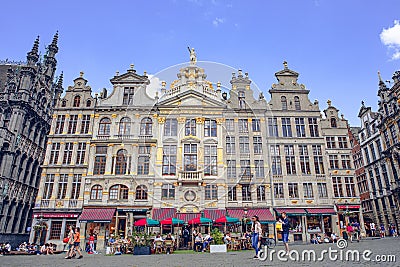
{"left": 49, "top": 143, "right": 61, "bottom": 164}
{"left": 270, "top": 145, "right": 282, "bottom": 175}
{"left": 57, "top": 174, "right": 68, "bottom": 199}
{"left": 284, "top": 145, "right": 296, "bottom": 174}
{"left": 161, "top": 184, "right": 175, "bottom": 200}
{"left": 55, "top": 115, "right": 65, "bottom": 134}
{"left": 228, "top": 186, "right": 237, "bottom": 201}
{"left": 254, "top": 160, "right": 264, "bottom": 178}
{"left": 317, "top": 183, "right": 328, "bottom": 198}
{"left": 274, "top": 183, "right": 284, "bottom": 199}
{"left": 62, "top": 142, "right": 73, "bottom": 165}
{"left": 303, "top": 183, "right": 314, "bottom": 198}
{"left": 123, "top": 87, "right": 135, "bottom": 105}
{"left": 67, "top": 115, "right": 78, "bottom": 134}
{"left": 281, "top": 118, "right": 292, "bottom": 137}
{"left": 252, "top": 119, "right": 261, "bottom": 132}
{"left": 295, "top": 118, "right": 306, "bottom": 137}
{"left": 375, "top": 167, "right": 383, "bottom": 192}
{"left": 225, "top": 119, "right": 235, "bottom": 132}
{"left": 326, "top": 137, "right": 336, "bottom": 148}
{"left": 390, "top": 124, "right": 398, "bottom": 144}
{"left": 227, "top": 160, "right": 236, "bottom": 179}
{"left": 226, "top": 136, "right": 236, "bottom": 154}
{"left": 299, "top": 145, "right": 311, "bottom": 174}
{"left": 375, "top": 140, "right": 382, "bottom": 157}
{"left": 239, "top": 136, "right": 250, "bottom": 153}
{"left": 338, "top": 137, "right": 348, "bottom": 148}
{"left": 241, "top": 184, "right": 252, "bottom": 201}
{"left": 364, "top": 147, "right": 370, "bottom": 164}
{"left": 185, "top": 119, "right": 196, "bottom": 136}
{"left": 369, "top": 143, "right": 376, "bottom": 161}
{"left": 204, "top": 145, "right": 217, "bottom": 176}
{"left": 288, "top": 183, "right": 299, "bottom": 198}
{"left": 238, "top": 119, "right": 248, "bottom": 133}
{"left": 164, "top": 119, "right": 178, "bottom": 136}
{"left": 240, "top": 160, "right": 251, "bottom": 177}
{"left": 308, "top": 118, "right": 319, "bottom": 137}
{"left": 341, "top": 155, "right": 351, "bottom": 169}
{"left": 381, "top": 164, "right": 390, "bottom": 188}
{"left": 80, "top": 115, "right": 91, "bottom": 134}
{"left": 94, "top": 146, "right": 107, "bottom": 175}
{"left": 257, "top": 185, "right": 266, "bottom": 201}
{"left": 329, "top": 155, "right": 339, "bottom": 169}
{"left": 383, "top": 130, "right": 390, "bottom": 147}
{"left": 184, "top": 144, "right": 197, "bottom": 171}
{"left": 205, "top": 185, "right": 218, "bottom": 200}
{"left": 76, "top": 142, "right": 86, "bottom": 165}
{"left": 43, "top": 174, "right": 55, "bottom": 199}
{"left": 344, "top": 177, "right": 356, "bottom": 197}
{"left": 268, "top": 118, "right": 278, "bottom": 137}
{"left": 332, "top": 177, "right": 344, "bottom": 197}
{"left": 312, "top": 145, "right": 325, "bottom": 174}
{"left": 204, "top": 119, "right": 217, "bottom": 137}
{"left": 137, "top": 156, "right": 150, "bottom": 175}
{"left": 71, "top": 174, "right": 81, "bottom": 199}
{"left": 162, "top": 145, "right": 177, "bottom": 175}
{"left": 50, "top": 221, "right": 62, "bottom": 240}
{"left": 253, "top": 136, "right": 262, "bottom": 154}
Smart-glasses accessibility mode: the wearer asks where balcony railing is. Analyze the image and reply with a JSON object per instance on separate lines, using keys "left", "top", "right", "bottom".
{"left": 96, "top": 135, "right": 110, "bottom": 140}
{"left": 240, "top": 174, "right": 253, "bottom": 182}
{"left": 114, "top": 134, "right": 135, "bottom": 140}
{"left": 68, "top": 199, "right": 78, "bottom": 208}
{"left": 0, "top": 127, "right": 15, "bottom": 143}
{"left": 139, "top": 134, "right": 153, "bottom": 139}
{"left": 179, "top": 170, "right": 202, "bottom": 182}
{"left": 40, "top": 199, "right": 49, "bottom": 208}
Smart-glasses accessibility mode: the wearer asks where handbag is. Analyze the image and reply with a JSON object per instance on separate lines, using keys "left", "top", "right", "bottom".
{"left": 63, "top": 237, "right": 69, "bottom": 243}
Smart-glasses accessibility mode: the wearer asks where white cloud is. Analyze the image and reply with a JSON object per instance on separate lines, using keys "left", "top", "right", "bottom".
{"left": 212, "top": 17, "right": 225, "bottom": 27}
{"left": 380, "top": 20, "right": 400, "bottom": 60}
{"left": 146, "top": 74, "right": 161, "bottom": 98}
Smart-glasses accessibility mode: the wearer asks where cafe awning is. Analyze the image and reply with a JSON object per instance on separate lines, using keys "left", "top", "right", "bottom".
{"left": 176, "top": 213, "right": 200, "bottom": 222}
{"left": 336, "top": 205, "right": 360, "bottom": 210}
{"left": 305, "top": 208, "right": 336, "bottom": 215}
{"left": 152, "top": 208, "right": 176, "bottom": 221}
{"left": 274, "top": 208, "right": 307, "bottom": 216}
{"left": 203, "top": 209, "right": 225, "bottom": 220}
{"left": 79, "top": 208, "right": 116, "bottom": 223}
{"left": 227, "top": 208, "right": 275, "bottom": 223}
{"left": 33, "top": 213, "right": 79, "bottom": 218}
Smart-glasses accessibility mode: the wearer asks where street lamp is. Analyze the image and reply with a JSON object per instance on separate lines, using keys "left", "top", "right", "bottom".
{"left": 242, "top": 207, "right": 248, "bottom": 234}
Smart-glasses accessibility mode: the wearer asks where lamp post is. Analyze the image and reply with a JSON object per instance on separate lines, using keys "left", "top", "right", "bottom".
{"left": 242, "top": 207, "right": 248, "bottom": 234}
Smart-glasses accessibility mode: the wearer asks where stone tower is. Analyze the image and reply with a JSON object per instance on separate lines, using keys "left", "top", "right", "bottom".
{"left": 0, "top": 33, "right": 61, "bottom": 246}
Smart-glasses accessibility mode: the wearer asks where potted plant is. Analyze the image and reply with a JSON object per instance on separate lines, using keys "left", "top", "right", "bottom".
{"left": 210, "top": 228, "right": 227, "bottom": 253}
{"left": 130, "top": 232, "right": 152, "bottom": 255}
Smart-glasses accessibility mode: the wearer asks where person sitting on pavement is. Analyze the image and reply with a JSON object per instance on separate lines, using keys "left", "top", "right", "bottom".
{"left": 310, "top": 234, "right": 318, "bottom": 244}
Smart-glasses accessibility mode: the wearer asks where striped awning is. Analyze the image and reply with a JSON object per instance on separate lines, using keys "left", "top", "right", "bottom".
{"left": 275, "top": 208, "right": 307, "bottom": 216}
{"left": 227, "top": 208, "right": 275, "bottom": 223}
{"left": 152, "top": 208, "right": 176, "bottom": 221}
{"left": 177, "top": 213, "right": 200, "bottom": 222}
{"left": 79, "top": 208, "right": 115, "bottom": 223}
{"left": 306, "top": 208, "right": 336, "bottom": 215}
{"left": 203, "top": 209, "right": 225, "bottom": 220}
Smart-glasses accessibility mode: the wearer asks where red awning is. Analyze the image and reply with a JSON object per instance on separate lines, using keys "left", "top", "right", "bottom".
{"left": 306, "top": 208, "right": 336, "bottom": 215}
{"left": 79, "top": 208, "right": 115, "bottom": 223}
{"left": 203, "top": 209, "right": 225, "bottom": 220}
{"left": 227, "top": 208, "right": 275, "bottom": 222}
{"left": 33, "top": 213, "right": 79, "bottom": 218}
{"left": 275, "top": 208, "right": 307, "bottom": 215}
{"left": 337, "top": 205, "right": 360, "bottom": 210}
{"left": 177, "top": 213, "right": 200, "bottom": 222}
{"left": 152, "top": 208, "right": 176, "bottom": 221}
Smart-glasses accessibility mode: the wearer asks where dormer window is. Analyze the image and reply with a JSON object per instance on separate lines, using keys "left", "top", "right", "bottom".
{"left": 330, "top": 118, "right": 337, "bottom": 128}
{"left": 73, "top": 95, "right": 81, "bottom": 107}
{"left": 61, "top": 100, "right": 67, "bottom": 107}
{"left": 281, "top": 96, "right": 287, "bottom": 110}
{"left": 294, "top": 96, "right": 301, "bottom": 110}
{"left": 86, "top": 99, "right": 91, "bottom": 107}
{"left": 238, "top": 91, "right": 245, "bottom": 109}
{"left": 123, "top": 87, "right": 135, "bottom": 105}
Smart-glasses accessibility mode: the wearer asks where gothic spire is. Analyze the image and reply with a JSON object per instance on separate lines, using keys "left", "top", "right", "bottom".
{"left": 57, "top": 71, "right": 63, "bottom": 87}
{"left": 51, "top": 31, "right": 58, "bottom": 47}
{"left": 26, "top": 36, "right": 39, "bottom": 66}
{"left": 378, "top": 71, "right": 388, "bottom": 91}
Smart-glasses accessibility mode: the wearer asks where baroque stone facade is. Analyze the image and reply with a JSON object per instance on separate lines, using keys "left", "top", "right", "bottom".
{"left": 0, "top": 34, "right": 61, "bottom": 245}
{"left": 32, "top": 52, "right": 360, "bottom": 248}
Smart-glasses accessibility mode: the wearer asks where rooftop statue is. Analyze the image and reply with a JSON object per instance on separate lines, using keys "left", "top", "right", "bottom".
{"left": 188, "top": 47, "right": 197, "bottom": 65}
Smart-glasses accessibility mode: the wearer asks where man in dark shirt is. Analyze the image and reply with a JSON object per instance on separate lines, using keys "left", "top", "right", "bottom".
{"left": 279, "top": 212, "right": 290, "bottom": 255}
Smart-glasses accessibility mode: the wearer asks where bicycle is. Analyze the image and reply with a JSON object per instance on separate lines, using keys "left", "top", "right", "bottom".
{"left": 260, "top": 237, "right": 276, "bottom": 249}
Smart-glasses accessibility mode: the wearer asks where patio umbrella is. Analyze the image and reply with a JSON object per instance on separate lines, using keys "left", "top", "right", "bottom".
{"left": 134, "top": 218, "right": 160, "bottom": 227}
{"left": 160, "top": 217, "right": 185, "bottom": 225}
{"left": 187, "top": 217, "right": 213, "bottom": 225}
{"left": 215, "top": 216, "right": 239, "bottom": 232}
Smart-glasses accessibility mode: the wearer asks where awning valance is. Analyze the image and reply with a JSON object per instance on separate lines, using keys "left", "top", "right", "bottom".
{"left": 152, "top": 208, "right": 176, "bottom": 221}
{"left": 34, "top": 213, "right": 79, "bottom": 218}
{"left": 274, "top": 208, "right": 307, "bottom": 216}
{"left": 79, "top": 208, "right": 116, "bottom": 223}
{"left": 305, "top": 208, "right": 336, "bottom": 215}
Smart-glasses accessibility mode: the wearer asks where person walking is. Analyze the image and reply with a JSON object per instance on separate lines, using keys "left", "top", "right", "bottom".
{"left": 251, "top": 215, "right": 262, "bottom": 259}
{"left": 65, "top": 225, "right": 75, "bottom": 259}
{"left": 182, "top": 227, "right": 190, "bottom": 248}
{"left": 370, "top": 222, "right": 376, "bottom": 237}
{"left": 73, "top": 227, "right": 83, "bottom": 259}
{"left": 279, "top": 212, "right": 290, "bottom": 255}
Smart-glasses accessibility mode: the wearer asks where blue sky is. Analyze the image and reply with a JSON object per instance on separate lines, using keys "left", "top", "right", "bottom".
{"left": 1, "top": 0, "right": 399, "bottom": 126}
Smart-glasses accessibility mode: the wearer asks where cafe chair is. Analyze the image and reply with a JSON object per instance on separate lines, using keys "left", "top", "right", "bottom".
{"left": 154, "top": 240, "right": 163, "bottom": 254}
{"left": 164, "top": 240, "right": 174, "bottom": 254}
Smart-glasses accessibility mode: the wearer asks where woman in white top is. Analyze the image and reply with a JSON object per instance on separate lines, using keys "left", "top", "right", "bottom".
{"left": 251, "top": 215, "right": 262, "bottom": 259}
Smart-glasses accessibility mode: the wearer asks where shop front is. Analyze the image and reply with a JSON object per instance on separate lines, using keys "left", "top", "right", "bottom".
{"left": 275, "top": 208, "right": 307, "bottom": 242}
{"left": 336, "top": 204, "right": 361, "bottom": 237}
{"left": 305, "top": 208, "right": 337, "bottom": 238}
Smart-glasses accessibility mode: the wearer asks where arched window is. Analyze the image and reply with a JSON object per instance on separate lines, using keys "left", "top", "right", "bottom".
{"left": 73, "top": 95, "right": 81, "bottom": 107}
{"left": 115, "top": 149, "right": 127, "bottom": 175}
{"left": 109, "top": 184, "right": 129, "bottom": 200}
{"left": 140, "top": 118, "right": 152, "bottom": 136}
{"left": 294, "top": 96, "right": 301, "bottom": 110}
{"left": 61, "top": 100, "right": 67, "bottom": 107}
{"left": 238, "top": 91, "right": 245, "bottom": 109}
{"left": 98, "top": 117, "right": 111, "bottom": 135}
{"left": 331, "top": 118, "right": 337, "bottom": 128}
{"left": 90, "top": 185, "right": 103, "bottom": 200}
{"left": 135, "top": 185, "right": 148, "bottom": 200}
{"left": 86, "top": 100, "right": 91, "bottom": 107}
{"left": 281, "top": 96, "right": 287, "bottom": 110}
{"left": 119, "top": 117, "right": 131, "bottom": 136}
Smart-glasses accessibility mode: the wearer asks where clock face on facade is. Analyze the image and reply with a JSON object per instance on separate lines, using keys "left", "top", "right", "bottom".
{"left": 184, "top": 190, "right": 196, "bottom": 202}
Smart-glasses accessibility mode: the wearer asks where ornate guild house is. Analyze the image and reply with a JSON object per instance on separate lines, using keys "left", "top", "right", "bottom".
{"left": 31, "top": 50, "right": 364, "bottom": 249}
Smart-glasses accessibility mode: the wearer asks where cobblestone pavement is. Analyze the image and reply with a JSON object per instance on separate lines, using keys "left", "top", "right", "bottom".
{"left": 1, "top": 237, "right": 399, "bottom": 267}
